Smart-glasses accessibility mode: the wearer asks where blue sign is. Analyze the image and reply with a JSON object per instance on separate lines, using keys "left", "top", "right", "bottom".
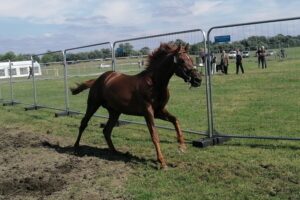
{"left": 214, "top": 35, "right": 231, "bottom": 43}
{"left": 116, "top": 48, "right": 124, "bottom": 54}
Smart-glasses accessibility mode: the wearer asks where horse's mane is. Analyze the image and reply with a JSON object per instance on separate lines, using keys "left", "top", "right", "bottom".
{"left": 147, "top": 43, "right": 178, "bottom": 69}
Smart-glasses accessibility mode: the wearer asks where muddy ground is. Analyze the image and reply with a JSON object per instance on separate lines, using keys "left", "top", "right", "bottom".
{"left": 0, "top": 127, "right": 139, "bottom": 200}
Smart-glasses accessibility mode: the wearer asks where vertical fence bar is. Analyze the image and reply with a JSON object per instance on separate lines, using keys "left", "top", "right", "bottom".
{"left": 9, "top": 60, "right": 13, "bottom": 104}
{"left": 25, "top": 56, "right": 39, "bottom": 110}
{"left": 203, "top": 31, "right": 214, "bottom": 138}
{"left": 3, "top": 59, "right": 17, "bottom": 106}
{"left": 111, "top": 43, "right": 116, "bottom": 71}
{"left": 63, "top": 50, "right": 70, "bottom": 114}
{"left": 53, "top": 50, "right": 71, "bottom": 117}
{"left": 32, "top": 56, "right": 38, "bottom": 107}
{"left": 0, "top": 66, "right": 2, "bottom": 101}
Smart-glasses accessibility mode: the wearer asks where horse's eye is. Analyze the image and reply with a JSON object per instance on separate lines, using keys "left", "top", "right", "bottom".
{"left": 179, "top": 59, "right": 185, "bottom": 64}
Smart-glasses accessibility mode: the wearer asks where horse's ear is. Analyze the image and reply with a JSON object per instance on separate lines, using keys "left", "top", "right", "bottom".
{"left": 185, "top": 43, "right": 190, "bottom": 52}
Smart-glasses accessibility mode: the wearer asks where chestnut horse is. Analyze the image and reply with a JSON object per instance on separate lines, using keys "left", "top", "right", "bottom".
{"left": 71, "top": 43, "right": 202, "bottom": 168}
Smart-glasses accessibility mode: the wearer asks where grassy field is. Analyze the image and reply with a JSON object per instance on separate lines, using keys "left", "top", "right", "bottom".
{"left": 0, "top": 48, "right": 299, "bottom": 199}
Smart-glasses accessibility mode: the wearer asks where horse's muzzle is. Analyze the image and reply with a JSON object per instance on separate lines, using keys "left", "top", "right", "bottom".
{"left": 189, "top": 70, "right": 202, "bottom": 87}
{"left": 190, "top": 76, "right": 201, "bottom": 87}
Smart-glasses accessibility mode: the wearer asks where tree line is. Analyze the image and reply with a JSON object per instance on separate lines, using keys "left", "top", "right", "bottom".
{"left": 1, "top": 34, "right": 300, "bottom": 63}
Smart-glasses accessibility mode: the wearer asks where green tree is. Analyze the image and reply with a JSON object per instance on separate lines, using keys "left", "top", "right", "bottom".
{"left": 1, "top": 51, "right": 16, "bottom": 61}
{"left": 140, "top": 47, "right": 150, "bottom": 55}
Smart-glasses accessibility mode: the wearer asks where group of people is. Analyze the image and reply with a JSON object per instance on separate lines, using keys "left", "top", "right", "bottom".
{"left": 209, "top": 45, "right": 272, "bottom": 75}
{"left": 256, "top": 46, "right": 267, "bottom": 69}
{"left": 210, "top": 49, "right": 244, "bottom": 75}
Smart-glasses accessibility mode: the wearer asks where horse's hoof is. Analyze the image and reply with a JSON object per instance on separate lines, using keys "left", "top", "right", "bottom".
{"left": 178, "top": 144, "right": 187, "bottom": 153}
{"left": 161, "top": 164, "right": 169, "bottom": 170}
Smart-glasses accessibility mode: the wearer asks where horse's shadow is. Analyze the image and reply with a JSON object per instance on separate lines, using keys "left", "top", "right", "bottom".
{"left": 41, "top": 141, "right": 156, "bottom": 166}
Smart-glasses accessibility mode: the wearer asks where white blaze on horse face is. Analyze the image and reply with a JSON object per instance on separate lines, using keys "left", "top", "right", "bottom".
{"left": 184, "top": 53, "right": 193, "bottom": 68}
{"left": 174, "top": 56, "right": 178, "bottom": 63}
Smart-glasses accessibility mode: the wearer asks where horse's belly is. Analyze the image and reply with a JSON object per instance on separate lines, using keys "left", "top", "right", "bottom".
{"left": 103, "top": 93, "right": 145, "bottom": 116}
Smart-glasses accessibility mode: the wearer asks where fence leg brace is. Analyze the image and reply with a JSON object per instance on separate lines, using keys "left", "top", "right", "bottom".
{"left": 192, "top": 135, "right": 230, "bottom": 148}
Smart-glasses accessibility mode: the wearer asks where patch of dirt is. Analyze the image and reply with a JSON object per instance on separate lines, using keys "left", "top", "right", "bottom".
{"left": 0, "top": 127, "right": 135, "bottom": 200}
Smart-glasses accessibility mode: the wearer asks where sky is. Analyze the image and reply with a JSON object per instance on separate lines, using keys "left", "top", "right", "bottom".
{"left": 0, "top": 0, "right": 300, "bottom": 54}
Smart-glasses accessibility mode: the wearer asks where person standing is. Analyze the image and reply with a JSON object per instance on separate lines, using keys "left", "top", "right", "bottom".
{"left": 27, "top": 66, "right": 33, "bottom": 79}
{"left": 256, "top": 47, "right": 262, "bottom": 68}
{"left": 211, "top": 53, "right": 217, "bottom": 75}
{"left": 260, "top": 46, "right": 267, "bottom": 69}
{"left": 236, "top": 49, "right": 244, "bottom": 74}
{"left": 220, "top": 50, "right": 229, "bottom": 74}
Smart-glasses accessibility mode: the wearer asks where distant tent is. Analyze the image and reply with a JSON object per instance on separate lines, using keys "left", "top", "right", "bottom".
{"left": 0, "top": 61, "right": 42, "bottom": 79}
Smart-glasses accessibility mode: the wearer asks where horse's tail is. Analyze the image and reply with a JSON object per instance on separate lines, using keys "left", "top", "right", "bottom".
{"left": 70, "top": 79, "right": 96, "bottom": 95}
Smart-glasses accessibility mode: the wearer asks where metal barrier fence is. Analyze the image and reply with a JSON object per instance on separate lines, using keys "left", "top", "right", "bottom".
{"left": 0, "top": 61, "right": 12, "bottom": 104}
{"left": 112, "top": 29, "right": 209, "bottom": 136}
{"left": 0, "top": 29, "right": 209, "bottom": 137}
{"left": 65, "top": 42, "right": 113, "bottom": 116}
{"left": 207, "top": 17, "right": 300, "bottom": 140}
{"left": 26, "top": 51, "right": 66, "bottom": 112}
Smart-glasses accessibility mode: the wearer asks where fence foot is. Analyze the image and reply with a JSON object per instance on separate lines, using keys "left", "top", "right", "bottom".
{"left": 100, "top": 120, "right": 130, "bottom": 128}
{"left": 55, "top": 111, "right": 79, "bottom": 117}
{"left": 24, "top": 105, "right": 43, "bottom": 111}
{"left": 192, "top": 136, "right": 230, "bottom": 148}
{"left": 3, "top": 101, "right": 20, "bottom": 106}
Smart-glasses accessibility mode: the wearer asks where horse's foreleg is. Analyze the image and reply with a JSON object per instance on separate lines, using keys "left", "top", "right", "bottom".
{"left": 155, "top": 109, "right": 186, "bottom": 152}
{"left": 74, "top": 103, "right": 100, "bottom": 148}
{"left": 144, "top": 106, "right": 167, "bottom": 169}
{"left": 103, "top": 111, "right": 120, "bottom": 152}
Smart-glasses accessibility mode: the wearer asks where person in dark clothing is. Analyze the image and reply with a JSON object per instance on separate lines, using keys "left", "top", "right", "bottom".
{"left": 256, "top": 47, "right": 262, "bottom": 68}
{"left": 236, "top": 49, "right": 244, "bottom": 74}
{"left": 27, "top": 66, "right": 33, "bottom": 79}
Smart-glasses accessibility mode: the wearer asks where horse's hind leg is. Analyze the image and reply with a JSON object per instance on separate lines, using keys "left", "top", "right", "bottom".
{"left": 103, "top": 110, "right": 120, "bottom": 152}
{"left": 74, "top": 103, "right": 100, "bottom": 148}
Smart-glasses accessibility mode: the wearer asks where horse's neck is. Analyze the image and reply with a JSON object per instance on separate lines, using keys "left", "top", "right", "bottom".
{"left": 147, "top": 56, "right": 175, "bottom": 89}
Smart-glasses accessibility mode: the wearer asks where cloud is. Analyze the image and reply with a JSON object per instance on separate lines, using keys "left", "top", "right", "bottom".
{"left": 0, "top": 0, "right": 72, "bottom": 24}
{"left": 92, "top": 0, "right": 152, "bottom": 26}
{"left": 191, "top": 1, "right": 223, "bottom": 16}
{"left": 1, "top": 0, "right": 300, "bottom": 54}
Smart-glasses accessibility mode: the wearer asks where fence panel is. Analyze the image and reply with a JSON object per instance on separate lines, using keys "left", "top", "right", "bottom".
{"left": 113, "top": 29, "right": 208, "bottom": 135}
{"left": 10, "top": 60, "right": 37, "bottom": 106}
{"left": 207, "top": 17, "right": 300, "bottom": 139}
{"left": 32, "top": 51, "right": 66, "bottom": 111}
{"left": 0, "top": 61, "right": 11, "bottom": 104}
{"left": 65, "top": 42, "right": 112, "bottom": 116}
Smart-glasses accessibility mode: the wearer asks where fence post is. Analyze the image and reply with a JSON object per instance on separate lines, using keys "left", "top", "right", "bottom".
{"left": 112, "top": 43, "right": 116, "bottom": 71}
{"left": 9, "top": 60, "right": 13, "bottom": 104}
{"left": 32, "top": 56, "right": 38, "bottom": 107}
{"left": 54, "top": 50, "right": 70, "bottom": 117}
{"left": 3, "top": 60, "right": 15, "bottom": 106}
{"left": 0, "top": 64, "right": 3, "bottom": 101}
{"left": 63, "top": 50, "right": 70, "bottom": 113}
{"left": 24, "top": 56, "right": 40, "bottom": 111}
{"left": 203, "top": 33, "right": 214, "bottom": 139}
{"left": 192, "top": 30, "right": 230, "bottom": 148}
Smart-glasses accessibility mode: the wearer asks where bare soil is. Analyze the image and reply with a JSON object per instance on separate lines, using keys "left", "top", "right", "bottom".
{"left": 0, "top": 127, "right": 136, "bottom": 200}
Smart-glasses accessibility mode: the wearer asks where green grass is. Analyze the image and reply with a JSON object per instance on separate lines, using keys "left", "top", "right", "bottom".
{"left": 0, "top": 47, "right": 300, "bottom": 199}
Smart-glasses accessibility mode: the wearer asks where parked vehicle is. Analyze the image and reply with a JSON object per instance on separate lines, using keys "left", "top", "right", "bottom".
{"left": 228, "top": 51, "right": 237, "bottom": 59}
{"left": 267, "top": 50, "right": 276, "bottom": 56}
{"left": 242, "top": 51, "right": 250, "bottom": 58}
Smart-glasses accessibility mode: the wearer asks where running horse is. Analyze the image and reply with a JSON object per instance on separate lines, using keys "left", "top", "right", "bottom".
{"left": 71, "top": 43, "right": 202, "bottom": 168}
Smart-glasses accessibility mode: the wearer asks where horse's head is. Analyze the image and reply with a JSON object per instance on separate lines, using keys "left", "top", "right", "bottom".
{"left": 172, "top": 44, "right": 202, "bottom": 87}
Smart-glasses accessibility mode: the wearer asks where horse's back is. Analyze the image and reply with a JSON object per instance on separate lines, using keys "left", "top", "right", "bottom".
{"left": 92, "top": 71, "right": 148, "bottom": 115}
